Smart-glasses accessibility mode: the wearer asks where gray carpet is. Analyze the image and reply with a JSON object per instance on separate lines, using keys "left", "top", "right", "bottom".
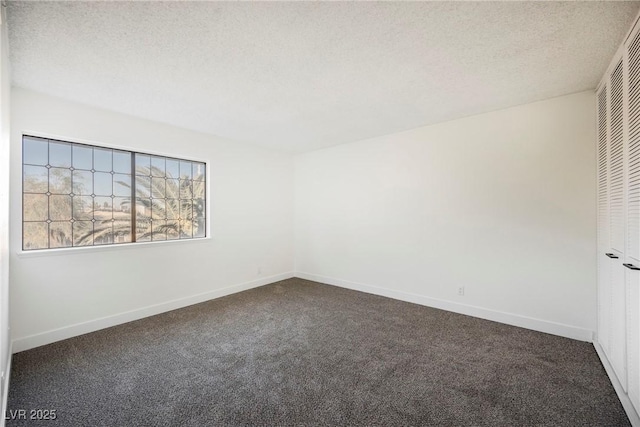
{"left": 7, "top": 278, "right": 630, "bottom": 426}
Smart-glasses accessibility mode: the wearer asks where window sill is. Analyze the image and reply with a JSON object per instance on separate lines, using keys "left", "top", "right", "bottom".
{"left": 16, "top": 236, "right": 212, "bottom": 258}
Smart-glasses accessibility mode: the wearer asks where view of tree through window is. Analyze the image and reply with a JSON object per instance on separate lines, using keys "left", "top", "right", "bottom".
{"left": 22, "top": 135, "right": 206, "bottom": 250}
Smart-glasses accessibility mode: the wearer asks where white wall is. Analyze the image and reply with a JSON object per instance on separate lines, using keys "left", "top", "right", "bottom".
{"left": 295, "top": 91, "right": 596, "bottom": 340}
{"left": 10, "top": 88, "right": 294, "bottom": 351}
{"left": 0, "top": 4, "right": 12, "bottom": 421}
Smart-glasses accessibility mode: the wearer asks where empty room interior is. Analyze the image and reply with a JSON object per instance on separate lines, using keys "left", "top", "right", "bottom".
{"left": 2, "top": 1, "right": 640, "bottom": 426}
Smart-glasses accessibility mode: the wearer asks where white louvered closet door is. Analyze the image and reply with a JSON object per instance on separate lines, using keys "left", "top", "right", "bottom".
{"left": 597, "top": 12, "right": 640, "bottom": 422}
{"left": 609, "top": 59, "right": 628, "bottom": 391}
{"left": 626, "top": 25, "right": 640, "bottom": 416}
{"left": 598, "top": 85, "right": 612, "bottom": 360}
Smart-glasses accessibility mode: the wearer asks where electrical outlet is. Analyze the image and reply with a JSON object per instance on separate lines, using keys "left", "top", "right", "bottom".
{"left": 457, "top": 286, "right": 465, "bottom": 296}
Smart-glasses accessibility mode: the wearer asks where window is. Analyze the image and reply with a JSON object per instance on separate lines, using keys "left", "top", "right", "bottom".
{"left": 22, "top": 135, "right": 206, "bottom": 250}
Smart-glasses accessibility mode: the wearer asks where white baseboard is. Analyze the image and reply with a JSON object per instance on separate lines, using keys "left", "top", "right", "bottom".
{"left": 594, "top": 341, "right": 640, "bottom": 426}
{"left": 1, "top": 341, "right": 12, "bottom": 427}
{"left": 12, "top": 271, "right": 295, "bottom": 353}
{"left": 295, "top": 272, "right": 594, "bottom": 342}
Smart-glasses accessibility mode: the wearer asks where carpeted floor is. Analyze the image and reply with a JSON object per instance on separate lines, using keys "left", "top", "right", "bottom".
{"left": 7, "top": 278, "right": 630, "bottom": 426}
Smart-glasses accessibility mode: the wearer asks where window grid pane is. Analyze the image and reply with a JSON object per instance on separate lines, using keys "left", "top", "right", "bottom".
{"left": 22, "top": 135, "right": 206, "bottom": 250}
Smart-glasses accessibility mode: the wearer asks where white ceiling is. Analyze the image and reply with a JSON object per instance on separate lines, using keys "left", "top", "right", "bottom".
{"left": 7, "top": 1, "right": 640, "bottom": 153}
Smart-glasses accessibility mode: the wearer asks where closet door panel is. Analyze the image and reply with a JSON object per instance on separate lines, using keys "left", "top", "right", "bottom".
{"left": 609, "top": 59, "right": 628, "bottom": 390}
{"left": 626, "top": 26, "right": 640, "bottom": 415}
{"left": 598, "top": 85, "right": 612, "bottom": 357}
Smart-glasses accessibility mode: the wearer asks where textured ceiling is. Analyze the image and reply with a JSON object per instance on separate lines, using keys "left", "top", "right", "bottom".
{"left": 7, "top": 1, "right": 640, "bottom": 153}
